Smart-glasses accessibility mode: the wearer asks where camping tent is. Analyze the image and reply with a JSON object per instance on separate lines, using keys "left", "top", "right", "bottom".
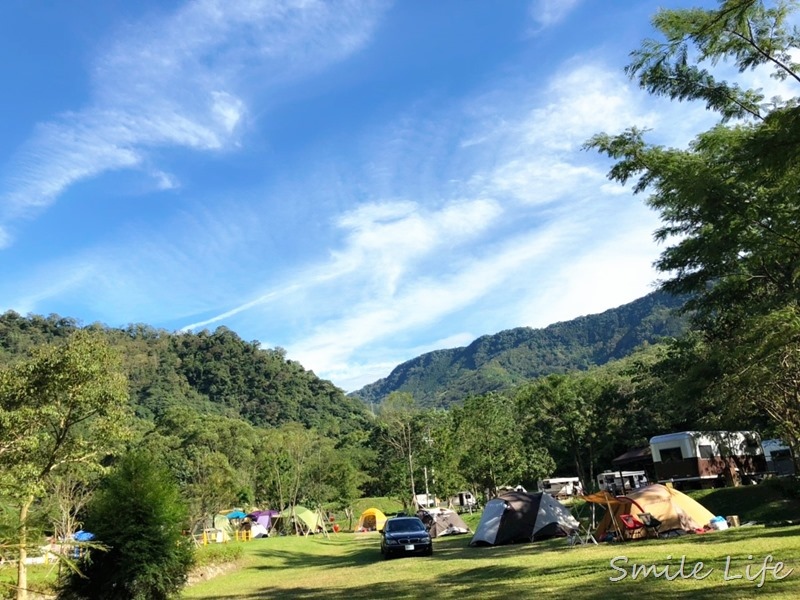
{"left": 248, "top": 510, "right": 279, "bottom": 538}
{"left": 356, "top": 507, "right": 387, "bottom": 532}
{"left": 212, "top": 513, "right": 234, "bottom": 542}
{"left": 73, "top": 530, "right": 95, "bottom": 542}
{"left": 249, "top": 510, "right": 279, "bottom": 529}
{"left": 585, "top": 483, "right": 715, "bottom": 540}
{"left": 417, "top": 508, "right": 470, "bottom": 538}
{"left": 470, "top": 491, "right": 579, "bottom": 546}
{"left": 273, "top": 505, "right": 326, "bottom": 535}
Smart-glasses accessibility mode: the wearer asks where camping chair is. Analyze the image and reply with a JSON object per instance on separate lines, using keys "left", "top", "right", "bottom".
{"left": 637, "top": 513, "right": 662, "bottom": 539}
{"left": 567, "top": 500, "right": 598, "bottom": 547}
{"left": 568, "top": 523, "right": 598, "bottom": 546}
{"left": 618, "top": 514, "right": 646, "bottom": 540}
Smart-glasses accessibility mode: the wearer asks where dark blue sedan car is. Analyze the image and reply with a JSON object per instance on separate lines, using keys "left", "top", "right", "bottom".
{"left": 380, "top": 516, "right": 433, "bottom": 559}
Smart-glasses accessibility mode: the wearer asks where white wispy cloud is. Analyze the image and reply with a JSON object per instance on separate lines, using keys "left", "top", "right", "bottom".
{"left": 0, "top": 0, "right": 387, "bottom": 243}
{"left": 0, "top": 39, "right": 722, "bottom": 392}
{"left": 285, "top": 60, "right": 716, "bottom": 387}
{"left": 528, "top": 0, "right": 583, "bottom": 31}
{"left": 290, "top": 224, "right": 572, "bottom": 385}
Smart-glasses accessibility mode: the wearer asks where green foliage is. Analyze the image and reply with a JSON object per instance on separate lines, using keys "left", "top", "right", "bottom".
{"left": 588, "top": 0, "right": 800, "bottom": 455}
{"left": 57, "top": 452, "right": 194, "bottom": 600}
{"left": 0, "top": 313, "right": 372, "bottom": 435}
{"left": 627, "top": 0, "right": 800, "bottom": 121}
{"left": 0, "top": 330, "right": 131, "bottom": 496}
{"left": 0, "top": 330, "right": 132, "bottom": 600}
{"left": 140, "top": 406, "right": 260, "bottom": 529}
{"left": 516, "top": 375, "right": 601, "bottom": 488}
{"left": 170, "top": 327, "right": 370, "bottom": 431}
{"left": 192, "top": 543, "right": 244, "bottom": 568}
{"left": 375, "top": 393, "right": 420, "bottom": 505}
{"left": 353, "top": 291, "right": 687, "bottom": 408}
{"left": 451, "top": 394, "right": 538, "bottom": 496}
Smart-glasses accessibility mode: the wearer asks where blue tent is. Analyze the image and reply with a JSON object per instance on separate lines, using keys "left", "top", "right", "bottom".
{"left": 226, "top": 510, "right": 247, "bottom": 519}
{"left": 72, "top": 530, "right": 95, "bottom": 558}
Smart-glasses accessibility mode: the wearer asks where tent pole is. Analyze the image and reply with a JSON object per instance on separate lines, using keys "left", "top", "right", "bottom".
{"left": 317, "top": 507, "right": 331, "bottom": 539}
{"left": 606, "top": 498, "right": 623, "bottom": 541}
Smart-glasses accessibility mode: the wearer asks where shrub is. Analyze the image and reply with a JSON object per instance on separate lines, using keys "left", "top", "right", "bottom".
{"left": 57, "top": 452, "right": 194, "bottom": 600}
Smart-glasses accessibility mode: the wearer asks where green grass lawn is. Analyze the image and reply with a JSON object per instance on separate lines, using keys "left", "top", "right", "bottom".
{"left": 182, "top": 525, "right": 800, "bottom": 599}
{"left": 687, "top": 480, "right": 800, "bottom": 523}
{"left": 6, "top": 485, "right": 799, "bottom": 599}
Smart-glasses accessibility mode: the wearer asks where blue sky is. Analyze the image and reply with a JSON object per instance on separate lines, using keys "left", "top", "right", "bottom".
{"left": 1, "top": 0, "right": 770, "bottom": 391}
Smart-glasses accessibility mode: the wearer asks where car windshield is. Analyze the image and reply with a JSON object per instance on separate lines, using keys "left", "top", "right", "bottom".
{"left": 385, "top": 518, "right": 425, "bottom": 533}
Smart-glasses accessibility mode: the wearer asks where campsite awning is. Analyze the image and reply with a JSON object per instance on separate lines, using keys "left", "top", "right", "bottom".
{"left": 583, "top": 491, "right": 645, "bottom": 513}
{"left": 611, "top": 446, "right": 652, "bottom": 467}
{"left": 583, "top": 490, "right": 624, "bottom": 505}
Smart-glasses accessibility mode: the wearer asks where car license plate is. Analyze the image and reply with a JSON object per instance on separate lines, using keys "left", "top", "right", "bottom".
{"left": 404, "top": 544, "right": 415, "bottom": 551}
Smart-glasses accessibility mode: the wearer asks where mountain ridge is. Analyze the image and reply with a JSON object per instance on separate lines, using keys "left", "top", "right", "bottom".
{"left": 350, "top": 291, "right": 688, "bottom": 408}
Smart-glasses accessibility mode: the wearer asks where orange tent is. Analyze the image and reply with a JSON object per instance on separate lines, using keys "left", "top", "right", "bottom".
{"left": 585, "top": 484, "right": 715, "bottom": 539}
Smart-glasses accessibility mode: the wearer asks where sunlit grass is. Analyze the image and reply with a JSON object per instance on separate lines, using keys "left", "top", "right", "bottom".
{"left": 182, "top": 525, "right": 800, "bottom": 599}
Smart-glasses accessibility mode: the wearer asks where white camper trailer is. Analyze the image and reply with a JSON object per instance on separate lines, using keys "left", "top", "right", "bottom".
{"left": 449, "top": 491, "right": 478, "bottom": 512}
{"left": 650, "top": 431, "right": 767, "bottom": 488}
{"left": 762, "top": 439, "right": 795, "bottom": 476}
{"left": 596, "top": 470, "right": 648, "bottom": 493}
{"left": 537, "top": 477, "right": 582, "bottom": 498}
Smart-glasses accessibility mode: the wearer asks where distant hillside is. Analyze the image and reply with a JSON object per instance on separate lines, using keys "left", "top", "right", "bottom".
{"left": 351, "top": 291, "right": 688, "bottom": 408}
{"left": 0, "top": 312, "right": 371, "bottom": 433}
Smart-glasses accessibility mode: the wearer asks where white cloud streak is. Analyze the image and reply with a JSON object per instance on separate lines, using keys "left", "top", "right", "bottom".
{"left": 175, "top": 58, "right": 691, "bottom": 389}
{"left": 528, "top": 0, "right": 583, "bottom": 31}
{"left": 0, "top": 0, "right": 386, "bottom": 239}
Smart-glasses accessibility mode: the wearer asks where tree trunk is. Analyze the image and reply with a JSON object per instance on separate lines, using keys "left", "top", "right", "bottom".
{"left": 408, "top": 450, "right": 417, "bottom": 506}
{"left": 17, "top": 495, "right": 34, "bottom": 600}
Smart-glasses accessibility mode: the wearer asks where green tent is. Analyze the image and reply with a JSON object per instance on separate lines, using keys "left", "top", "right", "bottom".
{"left": 275, "top": 505, "right": 325, "bottom": 535}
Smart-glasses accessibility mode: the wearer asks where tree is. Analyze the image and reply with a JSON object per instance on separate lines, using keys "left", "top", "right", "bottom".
{"left": 0, "top": 331, "right": 130, "bottom": 600}
{"left": 586, "top": 0, "right": 800, "bottom": 452}
{"left": 377, "top": 392, "right": 421, "bottom": 508}
{"left": 57, "top": 452, "right": 194, "bottom": 600}
{"left": 414, "top": 409, "right": 466, "bottom": 506}
{"left": 140, "top": 406, "right": 258, "bottom": 532}
{"left": 256, "top": 423, "right": 340, "bottom": 530}
{"left": 516, "top": 375, "right": 602, "bottom": 490}
{"left": 451, "top": 394, "right": 536, "bottom": 498}
{"left": 46, "top": 466, "right": 100, "bottom": 578}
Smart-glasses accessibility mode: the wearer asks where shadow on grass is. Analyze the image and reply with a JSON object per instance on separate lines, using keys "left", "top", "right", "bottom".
{"left": 191, "top": 553, "right": 797, "bottom": 599}
{"left": 247, "top": 536, "right": 382, "bottom": 571}
{"left": 186, "top": 527, "right": 800, "bottom": 599}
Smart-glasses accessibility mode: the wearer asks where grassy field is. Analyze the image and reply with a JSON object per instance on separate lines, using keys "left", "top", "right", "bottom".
{"left": 182, "top": 524, "right": 800, "bottom": 599}
{"left": 5, "top": 485, "right": 800, "bottom": 599}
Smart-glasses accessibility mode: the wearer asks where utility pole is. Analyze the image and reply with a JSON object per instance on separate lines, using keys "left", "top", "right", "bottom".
{"left": 424, "top": 466, "right": 430, "bottom": 506}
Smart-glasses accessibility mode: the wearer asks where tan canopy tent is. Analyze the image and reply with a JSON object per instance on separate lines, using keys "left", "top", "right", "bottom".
{"left": 585, "top": 484, "right": 715, "bottom": 540}
{"left": 417, "top": 508, "right": 470, "bottom": 538}
{"left": 355, "top": 507, "right": 387, "bottom": 532}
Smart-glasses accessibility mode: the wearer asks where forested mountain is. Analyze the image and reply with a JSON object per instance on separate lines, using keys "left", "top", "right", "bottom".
{"left": 0, "top": 291, "right": 686, "bottom": 422}
{"left": 352, "top": 291, "right": 688, "bottom": 408}
{"left": 0, "top": 311, "right": 371, "bottom": 432}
